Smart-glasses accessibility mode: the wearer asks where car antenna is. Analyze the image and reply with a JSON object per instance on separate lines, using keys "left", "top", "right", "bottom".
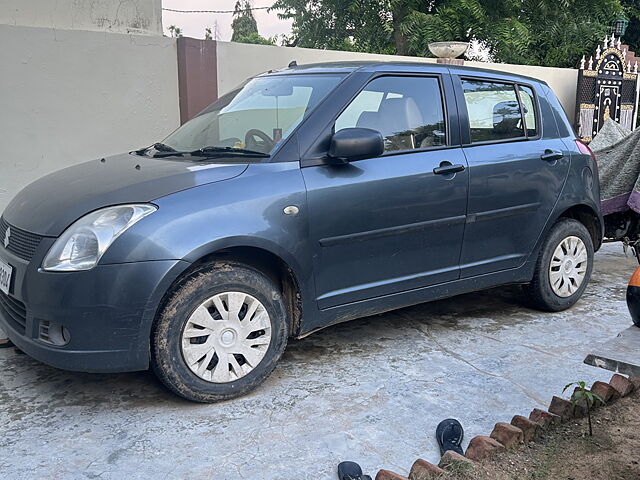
{"left": 288, "top": 60, "right": 297, "bottom": 67}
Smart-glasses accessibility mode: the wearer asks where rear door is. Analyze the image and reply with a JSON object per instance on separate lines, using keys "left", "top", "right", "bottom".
{"left": 453, "top": 76, "right": 570, "bottom": 277}
{"left": 301, "top": 73, "right": 469, "bottom": 309}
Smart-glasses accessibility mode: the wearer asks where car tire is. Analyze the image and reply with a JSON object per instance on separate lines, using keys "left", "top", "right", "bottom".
{"left": 523, "top": 218, "right": 594, "bottom": 312}
{"left": 151, "top": 261, "right": 289, "bottom": 403}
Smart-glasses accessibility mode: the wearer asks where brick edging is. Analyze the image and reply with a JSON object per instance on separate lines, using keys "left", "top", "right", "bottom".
{"left": 374, "top": 374, "right": 638, "bottom": 479}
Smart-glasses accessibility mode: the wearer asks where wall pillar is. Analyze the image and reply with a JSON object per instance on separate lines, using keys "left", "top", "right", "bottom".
{"left": 176, "top": 37, "right": 218, "bottom": 124}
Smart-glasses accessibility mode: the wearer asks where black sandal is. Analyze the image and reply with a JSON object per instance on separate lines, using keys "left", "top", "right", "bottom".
{"left": 338, "top": 461, "right": 372, "bottom": 480}
{"left": 0, "top": 338, "right": 14, "bottom": 349}
{"left": 436, "top": 418, "right": 464, "bottom": 456}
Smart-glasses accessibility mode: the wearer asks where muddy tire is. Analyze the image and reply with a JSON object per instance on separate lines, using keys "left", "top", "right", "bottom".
{"left": 523, "top": 218, "right": 594, "bottom": 312}
{"left": 151, "top": 261, "right": 289, "bottom": 403}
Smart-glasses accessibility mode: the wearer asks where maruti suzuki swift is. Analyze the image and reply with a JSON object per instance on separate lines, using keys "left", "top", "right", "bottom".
{"left": 0, "top": 62, "right": 602, "bottom": 402}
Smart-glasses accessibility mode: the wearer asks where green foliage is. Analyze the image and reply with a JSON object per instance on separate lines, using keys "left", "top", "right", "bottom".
{"left": 564, "top": 381, "right": 604, "bottom": 407}
{"left": 271, "top": 0, "right": 395, "bottom": 53}
{"left": 622, "top": 0, "right": 640, "bottom": 52}
{"left": 272, "top": 0, "right": 624, "bottom": 67}
{"left": 167, "top": 25, "right": 182, "bottom": 38}
{"left": 234, "top": 32, "right": 277, "bottom": 45}
{"left": 563, "top": 381, "right": 604, "bottom": 436}
{"left": 232, "top": 1, "right": 275, "bottom": 45}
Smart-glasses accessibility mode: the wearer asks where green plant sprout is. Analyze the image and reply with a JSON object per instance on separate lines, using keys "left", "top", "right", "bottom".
{"left": 563, "top": 381, "right": 604, "bottom": 436}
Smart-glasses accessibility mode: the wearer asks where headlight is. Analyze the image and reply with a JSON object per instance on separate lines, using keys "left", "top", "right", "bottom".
{"left": 42, "top": 204, "right": 157, "bottom": 272}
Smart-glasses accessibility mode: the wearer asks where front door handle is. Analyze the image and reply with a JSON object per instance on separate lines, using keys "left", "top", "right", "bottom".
{"left": 433, "top": 163, "right": 466, "bottom": 175}
{"left": 540, "top": 149, "right": 564, "bottom": 162}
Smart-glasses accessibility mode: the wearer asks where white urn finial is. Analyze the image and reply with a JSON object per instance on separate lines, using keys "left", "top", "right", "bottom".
{"left": 580, "top": 55, "right": 585, "bottom": 69}
{"left": 596, "top": 45, "right": 601, "bottom": 59}
{"left": 588, "top": 56, "right": 593, "bottom": 69}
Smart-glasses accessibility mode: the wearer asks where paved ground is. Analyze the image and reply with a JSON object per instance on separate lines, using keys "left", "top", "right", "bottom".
{"left": 0, "top": 243, "right": 636, "bottom": 479}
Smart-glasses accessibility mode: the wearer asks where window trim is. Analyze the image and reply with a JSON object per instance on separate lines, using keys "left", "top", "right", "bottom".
{"left": 516, "top": 84, "right": 540, "bottom": 139}
{"left": 456, "top": 75, "right": 542, "bottom": 147}
{"left": 315, "top": 72, "right": 453, "bottom": 163}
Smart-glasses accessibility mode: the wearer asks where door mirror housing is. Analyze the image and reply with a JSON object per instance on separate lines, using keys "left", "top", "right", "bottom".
{"left": 328, "top": 128, "right": 384, "bottom": 163}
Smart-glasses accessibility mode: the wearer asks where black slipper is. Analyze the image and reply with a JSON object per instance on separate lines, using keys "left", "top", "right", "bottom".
{"left": 0, "top": 338, "right": 14, "bottom": 349}
{"left": 338, "top": 461, "right": 371, "bottom": 480}
{"left": 436, "top": 418, "right": 464, "bottom": 456}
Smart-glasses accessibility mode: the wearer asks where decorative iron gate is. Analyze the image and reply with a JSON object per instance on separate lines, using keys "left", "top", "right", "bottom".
{"left": 576, "top": 35, "right": 639, "bottom": 142}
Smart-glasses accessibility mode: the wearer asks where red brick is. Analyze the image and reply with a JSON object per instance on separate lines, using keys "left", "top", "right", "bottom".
{"left": 465, "top": 435, "right": 506, "bottom": 461}
{"left": 609, "top": 374, "right": 634, "bottom": 397}
{"left": 590, "top": 381, "right": 617, "bottom": 405}
{"left": 438, "top": 450, "right": 474, "bottom": 469}
{"left": 548, "top": 396, "right": 575, "bottom": 420}
{"left": 628, "top": 377, "right": 640, "bottom": 390}
{"left": 376, "top": 470, "right": 408, "bottom": 480}
{"left": 408, "top": 459, "right": 445, "bottom": 479}
{"left": 510, "top": 415, "right": 540, "bottom": 442}
{"left": 490, "top": 422, "right": 524, "bottom": 449}
{"left": 529, "top": 408, "right": 561, "bottom": 428}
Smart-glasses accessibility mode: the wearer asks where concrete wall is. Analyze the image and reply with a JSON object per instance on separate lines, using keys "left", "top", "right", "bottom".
{"left": 0, "top": 24, "right": 180, "bottom": 213}
{"left": 0, "top": 0, "right": 162, "bottom": 35}
{"left": 215, "top": 41, "right": 578, "bottom": 117}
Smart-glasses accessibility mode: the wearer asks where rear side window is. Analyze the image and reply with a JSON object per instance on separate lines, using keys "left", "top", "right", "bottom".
{"left": 335, "top": 76, "right": 447, "bottom": 152}
{"left": 462, "top": 79, "right": 533, "bottom": 143}
{"left": 518, "top": 85, "right": 538, "bottom": 137}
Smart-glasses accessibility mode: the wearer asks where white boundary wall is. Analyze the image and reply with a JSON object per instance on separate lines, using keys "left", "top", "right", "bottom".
{"left": 0, "top": 0, "right": 162, "bottom": 35}
{"left": 216, "top": 41, "right": 578, "bottom": 117}
{"left": 0, "top": 24, "right": 180, "bottom": 213}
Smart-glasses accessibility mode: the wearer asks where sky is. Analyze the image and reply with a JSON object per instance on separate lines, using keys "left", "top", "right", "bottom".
{"left": 161, "top": 1, "right": 293, "bottom": 41}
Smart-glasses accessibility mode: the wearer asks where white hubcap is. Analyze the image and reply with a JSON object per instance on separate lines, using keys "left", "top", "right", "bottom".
{"left": 549, "top": 236, "right": 588, "bottom": 298}
{"left": 181, "top": 292, "right": 271, "bottom": 383}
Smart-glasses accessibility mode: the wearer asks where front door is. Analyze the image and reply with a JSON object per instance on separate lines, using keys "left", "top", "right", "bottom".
{"left": 454, "top": 77, "right": 570, "bottom": 277}
{"left": 302, "top": 75, "right": 469, "bottom": 309}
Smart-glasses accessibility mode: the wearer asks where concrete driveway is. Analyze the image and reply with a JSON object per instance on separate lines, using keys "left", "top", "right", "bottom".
{"left": 0, "top": 243, "right": 635, "bottom": 479}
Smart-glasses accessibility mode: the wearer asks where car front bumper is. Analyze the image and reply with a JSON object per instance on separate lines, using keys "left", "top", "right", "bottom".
{"left": 0, "top": 238, "right": 188, "bottom": 373}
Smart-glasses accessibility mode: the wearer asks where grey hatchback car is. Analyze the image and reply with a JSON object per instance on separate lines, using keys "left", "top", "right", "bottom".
{"left": 0, "top": 62, "right": 602, "bottom": 402}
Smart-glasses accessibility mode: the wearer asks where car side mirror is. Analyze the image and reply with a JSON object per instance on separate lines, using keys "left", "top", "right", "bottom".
{"left": 328, "top": 128, "right": 384, "bottom": 163}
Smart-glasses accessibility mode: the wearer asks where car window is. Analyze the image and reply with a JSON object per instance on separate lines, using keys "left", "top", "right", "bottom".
{"left": 518, "top": 85, "right": 538, "bottom": 137}
{"left": 461, "top": 79, "right": 525, "bottom": 143}
{"left": 335, "top": 76, "right": 447, "bottom": 152}
{"left": 162, "top": 74, "right": 344, "bottom": 154}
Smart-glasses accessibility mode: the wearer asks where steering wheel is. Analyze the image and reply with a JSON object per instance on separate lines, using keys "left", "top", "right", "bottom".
{"left": 245, "top": 129, "right": 275, "bottom": 152}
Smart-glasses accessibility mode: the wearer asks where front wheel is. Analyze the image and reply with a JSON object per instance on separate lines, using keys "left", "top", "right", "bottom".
{"left": 151, "top": 261, "right": 289, "bottom": 403}
{"left": 523, "top": 218, "right": 594, "bottom": 311}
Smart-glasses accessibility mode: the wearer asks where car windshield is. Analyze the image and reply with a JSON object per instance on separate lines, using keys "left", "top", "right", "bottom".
{"left": 161, "top": 74, "right": 345, "bottom": 156}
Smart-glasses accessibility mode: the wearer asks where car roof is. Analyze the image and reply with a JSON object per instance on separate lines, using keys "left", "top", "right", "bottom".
{"left": 262, "top": 60, "right": 547, "bottom": 86}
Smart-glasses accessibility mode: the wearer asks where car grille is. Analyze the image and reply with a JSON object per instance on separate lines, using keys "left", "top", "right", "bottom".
{"left": 0, "top": 217, "right": 43, "bottom": 262}
{"left": 0, "top": 290, "right": 27, "bottom": 335}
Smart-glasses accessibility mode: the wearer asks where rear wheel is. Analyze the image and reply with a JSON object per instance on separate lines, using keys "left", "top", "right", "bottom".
{"left": 523, "top": 218, "right": 594, "bottom": 311}
{"left": 151, "top": 261, "right": 289, "bottom": 403}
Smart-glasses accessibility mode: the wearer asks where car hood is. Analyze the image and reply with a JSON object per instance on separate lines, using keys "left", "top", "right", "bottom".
{"left": 3, "top": 152, "right": 249, "bottom": 236}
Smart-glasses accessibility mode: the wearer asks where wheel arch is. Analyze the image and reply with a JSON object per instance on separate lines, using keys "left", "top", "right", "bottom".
{"left": 155, "top": 243, "right": 305, "bottom": 337}
{"left": 557, "top": 204, "right": 603, "bottom": 251}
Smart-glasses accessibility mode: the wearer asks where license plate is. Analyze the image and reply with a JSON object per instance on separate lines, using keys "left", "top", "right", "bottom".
{"left": 0, "top": 258, "right": 12, "bottom": 295}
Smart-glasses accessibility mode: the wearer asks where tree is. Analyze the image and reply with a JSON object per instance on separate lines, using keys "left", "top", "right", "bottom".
{"left": 271, "top": 0, "right": 624, "bottom": 67}
{"left": 231, "top": 1, "right": 275, "bottom": 45}
{"left": 622, "top": 0, "right": 640, "bottom": 52}
{"left": 272, "top": 0, "right": 394, "bottom": 53}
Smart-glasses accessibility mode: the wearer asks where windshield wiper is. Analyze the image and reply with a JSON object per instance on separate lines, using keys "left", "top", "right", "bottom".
{"left": 194, "top": 146, "right": 270, "bottom": 157}
{"left": 133, "top": 142, "right": 177, "bottom": 156}
{"left": 151, "top": 145, "right": 270, "bottom": 159}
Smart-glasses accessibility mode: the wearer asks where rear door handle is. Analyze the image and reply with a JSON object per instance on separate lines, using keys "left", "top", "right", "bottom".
{"left": 540, "top": 149, "right": 564, "bottom": 162}
{"left": 433, "top": 163, "right": 466, "bottom": 175}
